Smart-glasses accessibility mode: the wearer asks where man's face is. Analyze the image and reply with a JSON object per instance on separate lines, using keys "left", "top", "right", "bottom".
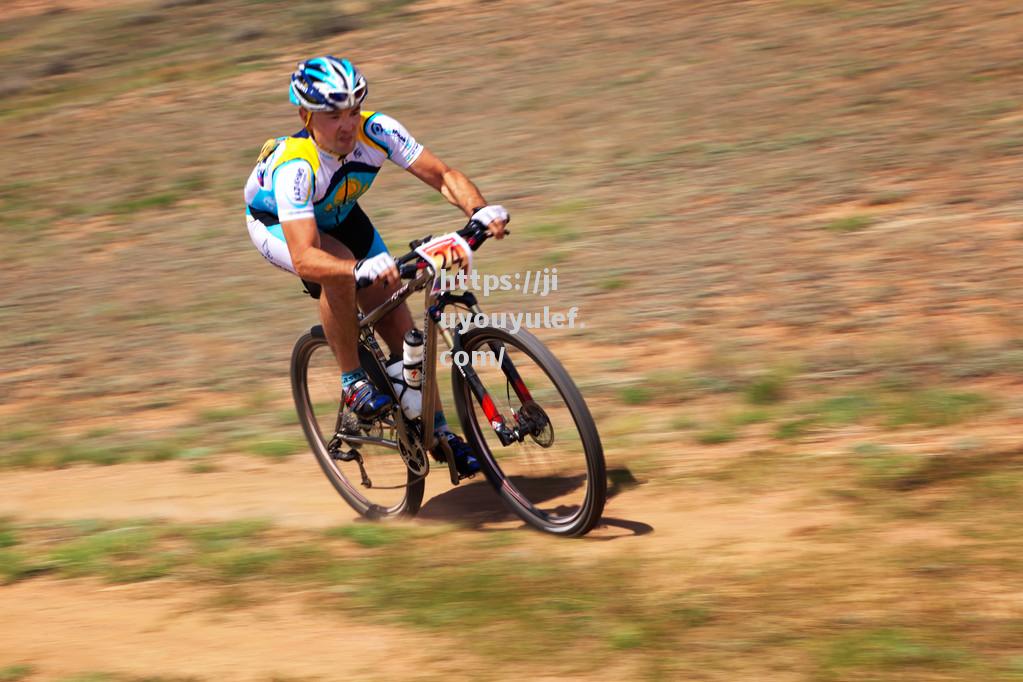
{"left": 304, "top": 107, "right": 361, "bottom": 156}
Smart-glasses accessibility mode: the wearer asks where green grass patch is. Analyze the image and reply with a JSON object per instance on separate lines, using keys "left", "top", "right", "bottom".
{"left": 696, "top": 425, "right": 738, "bottom": 445}
{"left": 816, "top": 393, "right": 878, "bottom": 424}
{"left": 705, "top": 449, "right": 794, "bottom": 488}
{"left": 884, "top": 390, "right": 992, "bottom": 428}
{"left": 670, "top": 415, "right": 698, "bottom": 430}
{"left": 852, "top": 443, "right": 921, "bottom": 490}
{"left": 773, "top": 388, "right": 993, "bottom": 441}
{"left": 0, "top": 427, "right": 45, "bottom": 445}
{"left": 0, "top": 432, "right": 206, "bottom": 470}
{"left": 619, "top": 371, "right": 694, "bottom": 405}
{"left": 187, "top": 460, "right": 219, "bottom": 474}
{"left": 0, "top": 518, "right": 716, "bottom": 663}
{"left": 815, "top": 628, "right": 969, "bottom": 680}
{"left": 619, "top": 385, "right": 653, "bottom": 405}
{"left": 0, "top": 549, "right": 35, "bottom": 584}
{"left": 197, "top": 546, "right": 283, "bottom": 581}
{"left": 57, "top": 444, "right": 128, "bottom": 467}
{"left": 824, "top": 215, "right": 873, "bottom": 232}
{"left": 744, "top": 372, "right": 788, "bottom": 405}
{"left": 850, "top": 441, "right": 1015, "bottom": 492}
{"left": 244, "top": 437, "right": 304, "bottom": 460}
{"left": 51, "top": 674, "right": 197, "bottom": 682}
{"left": 0, "top": 666, "right": 34, "bottom": 682}
{"left": 0, "top": 520, "right": 18, "bottom": 549}
{"left": 773, "top": 417, "right": 816, "bottom": 440}
{"left": 47, "top": 525, "right": 174, "bottom": 583}
{"left": 107, "top": 192, "right": 182, "bottom": 216}
{"left": 608, "top": 623, "right": 646, "bottom": 649}
{"left": 186, "top": 520, "right": 272, "bottom": 550}
{"left": 324, "top": 524, "right": 415, "bottom": 548}
{"left": 529, "top": 221, "right": 578, "bottom": 240}
{"left": 345, "top": 552, "right": 711, "bottom": 659}
{"left": 727, "top": 408, "right": 771, "bottom": 426}
{"left": 599, "top": 277, "right": 627, "bottom": 291}
{"left": 866, "top": 189, "right": 910, "bottom": 205}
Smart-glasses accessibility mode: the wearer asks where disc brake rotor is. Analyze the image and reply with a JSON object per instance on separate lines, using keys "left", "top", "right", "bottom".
{"left": 519, "top": 401, "right": 554, "bottom": 448}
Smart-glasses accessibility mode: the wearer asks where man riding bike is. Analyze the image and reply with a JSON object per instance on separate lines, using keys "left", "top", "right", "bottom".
{"left": 243, "top": 55, "right": 509, "bottom": 477}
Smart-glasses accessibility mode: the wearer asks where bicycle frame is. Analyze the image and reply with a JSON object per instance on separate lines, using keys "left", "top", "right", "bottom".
{"left": 354, "top": 258, "right": 538, "bottom": 485}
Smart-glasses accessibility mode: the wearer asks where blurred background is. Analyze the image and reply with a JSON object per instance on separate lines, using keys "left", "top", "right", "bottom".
{"left": 2, "top": 0, "right": 1022, "bottom": 679}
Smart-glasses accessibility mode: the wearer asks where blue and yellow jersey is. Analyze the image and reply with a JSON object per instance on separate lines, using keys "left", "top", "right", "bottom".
{"left": 243, "top": 111, "right": 424, "bottom": 229}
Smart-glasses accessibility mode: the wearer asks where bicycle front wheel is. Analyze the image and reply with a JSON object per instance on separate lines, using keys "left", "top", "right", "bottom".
{"left": 291, "top": 326, "right": 424, "bottom": 520}
{"left": 451, "top": 326, "right": 606, "bottom": 537}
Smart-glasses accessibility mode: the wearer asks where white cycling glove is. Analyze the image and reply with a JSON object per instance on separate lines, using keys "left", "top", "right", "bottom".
{"left": 354, "top": 252, "right": 397, "bottom": 284}
{"left": 470, "top": 204, "right": 510, "bottom": 228}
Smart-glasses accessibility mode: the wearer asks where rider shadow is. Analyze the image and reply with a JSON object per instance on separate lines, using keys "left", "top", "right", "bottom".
{"left": 417, "top": 467, "right": 653, "bottom": 539}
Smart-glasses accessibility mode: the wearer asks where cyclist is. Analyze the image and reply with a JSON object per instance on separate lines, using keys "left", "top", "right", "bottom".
{"left": 244, "top": 55, "right": 508, "bottom": 477}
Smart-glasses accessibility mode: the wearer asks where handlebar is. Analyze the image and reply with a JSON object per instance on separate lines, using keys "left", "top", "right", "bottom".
{"left": 355, "top": 219, "right": 508, "bottom": 290}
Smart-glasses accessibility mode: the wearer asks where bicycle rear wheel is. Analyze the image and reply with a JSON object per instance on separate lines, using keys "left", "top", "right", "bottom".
{"left": 451, "top": 326, "right": 605, "bottom": 536}
{"left": 291, "top": 326, "right": 424, "bottom": 519}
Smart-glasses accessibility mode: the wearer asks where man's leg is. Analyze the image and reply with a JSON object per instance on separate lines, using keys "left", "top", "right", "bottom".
{"left": 320, "top": 223, "right": 477, "bottom": 475}
{"left": 316, "top": 234, "right": 392, "bottom": 418}
{"left": 244, "top": 212, "right": 388, "bottom": 417}
{"left": 316, "top": 235, "right": 361, "bottom": 372}
{"left": 356, "top": 273, "right": 447, "bottom": 432}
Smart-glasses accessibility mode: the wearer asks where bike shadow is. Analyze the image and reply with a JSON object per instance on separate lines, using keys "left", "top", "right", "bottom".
{"left": 417, "top": 467, "right": 653, "bottom": 539}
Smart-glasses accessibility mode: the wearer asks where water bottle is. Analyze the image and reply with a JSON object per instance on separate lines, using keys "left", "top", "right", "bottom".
{"left": 386, "top": 360, "right": 422, "bottom": 420}
{"left": 402, "top": 328, "right": 424, "bottom": 388}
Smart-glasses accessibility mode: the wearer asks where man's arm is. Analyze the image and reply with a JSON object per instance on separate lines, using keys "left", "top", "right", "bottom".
{"left": 281, "top": 217, "right": 397, "bottom": 286}
{"left": 406, "top": 148, "right": 508, "bottom": 239}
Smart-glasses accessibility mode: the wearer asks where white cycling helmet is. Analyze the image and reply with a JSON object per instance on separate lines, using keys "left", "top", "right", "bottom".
{"left": 289, "top": 55, "right": 368, "bottom": 111}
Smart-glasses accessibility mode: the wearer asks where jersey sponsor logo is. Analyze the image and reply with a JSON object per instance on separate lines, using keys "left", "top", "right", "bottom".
{"left": 324, "top": 175, "right": 371, "bottom": 212}
{"left": 369, "top": 121, "right": 412, "bottom": 152}
{"left": 292, "top": 166, "right": 310, "bottom": 205}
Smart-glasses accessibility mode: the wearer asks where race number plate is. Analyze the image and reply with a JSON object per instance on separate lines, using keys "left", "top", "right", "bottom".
{"left": 414, "top": 232, "right": 474, "bottom": 292}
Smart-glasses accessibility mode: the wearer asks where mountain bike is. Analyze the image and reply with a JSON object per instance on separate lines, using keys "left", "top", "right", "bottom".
{"left": 289, "top": 219, "right": 606, "bottom": 537}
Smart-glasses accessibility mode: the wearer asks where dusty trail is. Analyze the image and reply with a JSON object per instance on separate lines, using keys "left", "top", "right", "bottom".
{"left": 0, "top": 457, "right": 720, "bottom": 681}
{"left": 0, "top": 578, "right": 490, "bottom": 682}
{"left": 0, "top": 454, "right": 849, "bottom": 556}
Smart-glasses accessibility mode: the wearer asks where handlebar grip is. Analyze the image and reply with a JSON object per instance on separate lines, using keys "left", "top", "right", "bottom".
{"left": 356, "top": 263, "right": 419, "bottom": 289}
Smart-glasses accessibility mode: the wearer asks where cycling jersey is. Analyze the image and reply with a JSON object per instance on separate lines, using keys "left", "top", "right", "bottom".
{"left": 243, "top": 110, "right": 423, "bottom": 230}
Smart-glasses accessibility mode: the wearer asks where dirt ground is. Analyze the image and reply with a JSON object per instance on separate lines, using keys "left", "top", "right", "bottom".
{"left": 0, "top": 455, "right": 849, "bottom": 680}
{"left": 3, "top": 0, "right": 1023, "bottom": 680}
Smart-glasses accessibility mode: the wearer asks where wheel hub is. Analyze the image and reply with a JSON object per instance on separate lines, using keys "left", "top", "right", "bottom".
{"left": 518, "top": 401, "right": 554, "bottom": 447}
